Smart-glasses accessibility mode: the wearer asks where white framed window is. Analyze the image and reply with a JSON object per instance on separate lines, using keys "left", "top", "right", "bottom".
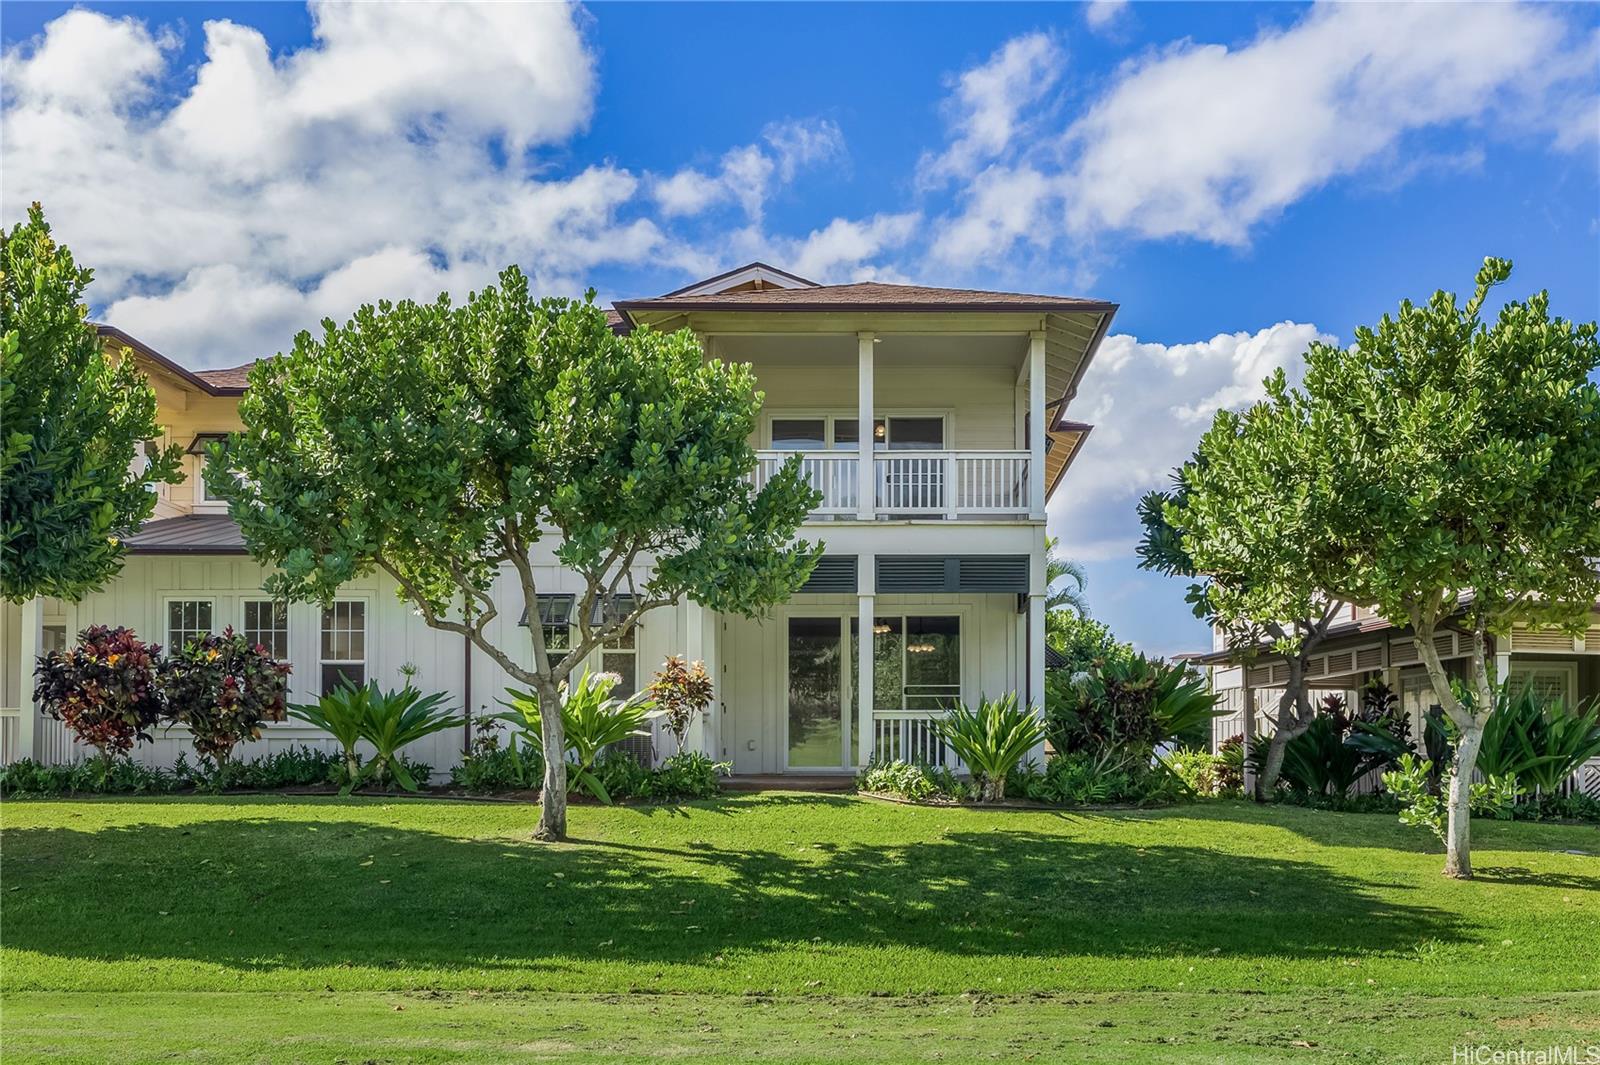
{"left": 1508, "top": 663, "right": 1578, "bottom": 705}
{"left": 593, "top": 595, "right": 640, "bottom": 697}
{"left": 767, "top": 413, "right": 947, "bottom": 452}
{"left": 187, "top": 433, "right": 231, "bottom": 508}
{"left": 242, "top": 599, "right": 290, "bottom": 660}
{"left": 850, "top": 614, "right": 962, "bottom": 712}
{"left": 166, "top": 598, "right": 215, "bottom": 651}
{"left": 319, "top": 600, "right": 367, "bottom": 694}
{"left": 519, "top": 595, "right": 574, "bottom": 655}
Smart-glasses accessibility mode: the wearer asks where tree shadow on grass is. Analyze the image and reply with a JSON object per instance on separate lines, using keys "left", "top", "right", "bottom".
{"left": 0, "top": 809, "right": 1474, "bottom": 981}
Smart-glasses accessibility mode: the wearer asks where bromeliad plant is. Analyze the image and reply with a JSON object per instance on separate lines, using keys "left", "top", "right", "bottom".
{"left": 34, "top": 626, "right": 165, "bottom": 764}
{"left": 932, "top": 692, "right": 1046, "bottom": 803}
{"left": 160, "top": 627, "right": 291, "bottom": 781}
{"left": 498, "top": 671, "right": 661, "bottom": 804}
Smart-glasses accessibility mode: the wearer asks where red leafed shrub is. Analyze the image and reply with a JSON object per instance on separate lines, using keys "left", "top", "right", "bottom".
{"left": 161, "top": 627, "right": 291, "bottom": 768}
{"left": 648, "top": 656, "right": 714, "bottom": 755}
{"left": 34, "top": 625, "right": 164, "bottom": 758}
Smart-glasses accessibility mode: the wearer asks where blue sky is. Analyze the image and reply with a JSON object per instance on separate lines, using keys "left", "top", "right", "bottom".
{"left": 4, "top": 1, "right": 1598, "bottom": 655}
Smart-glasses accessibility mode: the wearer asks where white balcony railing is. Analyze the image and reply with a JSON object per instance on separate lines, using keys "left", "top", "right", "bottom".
{"left": 871, "top": 711, "right": 949, "bottom": 767}
{"left": 752, "top": 450, "right": 1030, "bottom": 520}
{"left": 876, "top": 451, "right": 1030, "bottom": 517}
{"left": 753, "top": 452, "right": 858, "bottom": 515}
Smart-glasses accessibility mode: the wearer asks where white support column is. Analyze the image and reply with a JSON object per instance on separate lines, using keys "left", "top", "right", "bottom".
{"left": 683, "top": 598, "right": 706, "bottom": 756}
{"left": 857, "top": 332, "right": 875, "bottom": 522}
{"left": 1493, "top": 650, "right": 1511, "bottom": 688}
{"left": 856, "top": 554, "right": 875, "bottom": 768}
{"left": 17, "top": 596, "right": 42, "bottom": 762}
{"left": 1027, "top": 592, "right": 1047, "bottom": 766}
{"left": 1241, "top": 684, "right": 1258, "bottom": 796}
{"left": 1028, "top": 330, "right": 1047, "bottom": 521}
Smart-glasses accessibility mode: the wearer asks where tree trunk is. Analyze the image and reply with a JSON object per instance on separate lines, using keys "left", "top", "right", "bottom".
{"left": 1256, "top": 729, "right": 1291, "bottom": 801}
{"left": 1444, "top": 722, "right": 1482, "bottom": 878}
{"left": 980, "top": 774, "right": 1005, "bottom": 803}
{"left": 534, "top": 676, "right": 568, "bottom": 841}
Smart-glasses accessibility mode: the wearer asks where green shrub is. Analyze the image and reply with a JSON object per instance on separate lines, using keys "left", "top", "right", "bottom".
{"left": 1467, "top": 687, "right": 1600, "bottom": 792}
{"left": 932, "top": 692, "right": 1045, "bottom": 803}
{"left": 451, "top": 723, "right": 544, "bottom": 793}
{"left": 859, "top": 759, "right": 969, "bottom": 802}
{"left": 498, "top": 671, "right": 660, "bottom": 803}
{"left": 0, "top": 745, "right": 430, "bottom": 797}
{"left": 1047, "top": 655, "right": 1220, "bottom": 760}
{"left": 1163, "top": 746, "right": 1226, "bottom": 797}
{"left": 636, "top": 751, "right": 729, "bottom": 800}
{"left": 648, "top": 657, "right": 713, "bottom": 756}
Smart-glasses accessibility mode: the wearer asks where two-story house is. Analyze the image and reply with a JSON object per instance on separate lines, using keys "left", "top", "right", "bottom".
{"left": 0, "top": 262, "right": 1113, "bottom": 778}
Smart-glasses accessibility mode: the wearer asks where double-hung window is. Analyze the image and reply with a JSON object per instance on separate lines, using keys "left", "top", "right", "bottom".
{"left": 242, "top": 600, "right": 290, "bottom": 659}
{"left": 166, "top": 599, "right": 214, "bottom": 651}
{"left": 320, "top": 600, "right": 367, "bottom": 693}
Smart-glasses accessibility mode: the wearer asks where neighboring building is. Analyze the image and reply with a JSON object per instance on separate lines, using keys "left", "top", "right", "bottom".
{"left": 0, "top": 263, "right": 1112, "bottom": 776}
{"left": 1194, "top": 602, "right": 1600, "bottom": 793}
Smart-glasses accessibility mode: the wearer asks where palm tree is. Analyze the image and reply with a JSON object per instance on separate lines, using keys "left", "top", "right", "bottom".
{"left": 1045, "top": 536, "right": 1089, "bottom": 617}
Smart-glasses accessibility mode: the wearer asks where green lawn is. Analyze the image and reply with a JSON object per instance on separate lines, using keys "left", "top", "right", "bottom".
{"left": 3, "top": 794, "right": 1598, "bottom": 1062}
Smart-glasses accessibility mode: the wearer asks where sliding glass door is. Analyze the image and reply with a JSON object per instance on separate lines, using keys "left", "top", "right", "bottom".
{"left": 787, "top": 617, "right": 846, "bottom": 769}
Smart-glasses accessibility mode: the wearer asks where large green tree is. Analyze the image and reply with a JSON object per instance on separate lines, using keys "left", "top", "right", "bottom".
{"left": 1, "top": 204, "right": 182, "bottom": 602}
{"left": 1306, "top": 259, "right": 1600, "bottom": 878}
{"left": 1138, "top": 416, "right": 1346, "bottom": 800}
{"left": 212, "top": 267, "right": 821, "bottom": 839}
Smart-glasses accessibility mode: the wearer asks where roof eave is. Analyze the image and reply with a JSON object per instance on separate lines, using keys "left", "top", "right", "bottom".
{"left": 96, "top": 325, "right": 246, "bottom": 397}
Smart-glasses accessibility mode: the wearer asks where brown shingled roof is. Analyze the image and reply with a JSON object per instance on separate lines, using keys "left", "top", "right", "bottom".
{"left": 193, "top": 362, "right": 258, "bottom": 390}
{"left": 616, "top": 280, "right": 1115, "bottom": 318}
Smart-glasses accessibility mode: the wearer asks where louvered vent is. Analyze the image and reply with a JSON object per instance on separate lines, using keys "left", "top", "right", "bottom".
{"left": 1390, "top": 639, "right": 1418, "bottom": 665}
{"left": 1354, "top": 645, "right": 1383, "bottom": 671}
{"left": 799, "top": 555, "right": 858, "bottom": 594}
{"left": 955, "top": 555, "right": 1029, "bottom": 593}
{"left": 1325, "top": 651, "right": 1354, "bottom": 676}
{"left": 1432, "top": 632, "right": 1455, "bottom": 657}
{"left": 1270, "top": 663, "right": 1290, "bottom": 685}
{"left": 1511, "top": 625, "right": 1577, "bottom": 653}
{"left": 876, "top": 556, "right": 951, "bottom": 593}
{"left": 1246, "top": 666, "right": 1273, "bottom": 688}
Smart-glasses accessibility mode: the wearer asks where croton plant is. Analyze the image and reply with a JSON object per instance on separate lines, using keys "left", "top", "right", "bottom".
{"left": 34, "top": 625, "right": 165, "bottom": 758}
{"left": 160, "top": 627, "right": 291, "bottom": 767}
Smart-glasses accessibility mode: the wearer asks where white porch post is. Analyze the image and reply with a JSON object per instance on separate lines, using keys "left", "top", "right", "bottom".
{"left": 857, "top": 332, "right": 875, "bottom": 521}
{"left": 1028, "top": 330, "right": 1047, "bottom": 522}
{"left": 1493, "top": 649, "right": 1511, "bottom": 688}
{"left": 682, "top": 598, "right": 705, "bottom": 756}
{"left": 17, "top": 596, "right": 42, "bottom": 762}
{"left": 856, "top": 553, "right": 875, "bottom": 768}
{"left": 1027, "top": 534, "right": 1047, "bottom": 764}
{"left": 1241, "top": 684, "right": 1258, "bottom": 796}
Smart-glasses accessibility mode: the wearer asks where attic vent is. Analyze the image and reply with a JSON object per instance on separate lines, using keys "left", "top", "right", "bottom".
{"left": 799, "top": 555, "right": 858, "bottom": 594}
{"left": 876, "top": 556, "right": 950, "bottom": 594}
{"left": 1390, "top": 639, "right": 1419, "bottom": 665}
{"left": 1355, "top": 645, "right": 1383, "bottom": 671}
{"left": 1511, "top": 625, "right": 1577, "bottom": 653}
{"left": 1432, "top": 632, "right": 1455, "bottom": 658}
{"left": 956, "top": 556, "right": 1029, "bottom": 593}
{"left": 1324, "top": 651, "right": 1354, "bottom": 676}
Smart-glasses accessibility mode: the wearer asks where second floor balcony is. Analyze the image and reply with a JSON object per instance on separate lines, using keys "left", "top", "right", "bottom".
{"left": 752, "top": 448, "right": 1031, "bottom": 519}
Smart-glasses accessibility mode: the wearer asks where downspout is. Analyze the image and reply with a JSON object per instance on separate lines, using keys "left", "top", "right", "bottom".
{"left": 462, "top": 632, "right": 473, "bottom": 754}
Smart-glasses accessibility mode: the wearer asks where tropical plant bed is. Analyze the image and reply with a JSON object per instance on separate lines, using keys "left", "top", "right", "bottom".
{"left": 856, "top": 789, "right": 1168, "bottom": 811}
